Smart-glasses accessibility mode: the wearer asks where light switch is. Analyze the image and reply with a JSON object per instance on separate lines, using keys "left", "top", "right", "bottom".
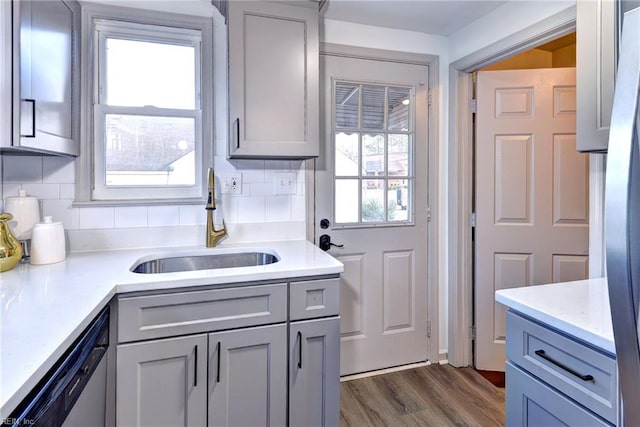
{"left": 273, "top": 172, "right": 297, "bottom": 195}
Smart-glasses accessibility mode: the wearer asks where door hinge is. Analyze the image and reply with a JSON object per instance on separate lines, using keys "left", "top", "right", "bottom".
{"left": 470, "top": 325, "right": 476, "bottom": 340}
{"left": 470, "top": 212, "right": 477, "bottom": 228}
{"left": 470, "top": 98, "right": 477, "bottom": 114}
{"left": 427, "top": 319, "right": 432, "bottom": 337}
{"left": 428, "top": 89, "right": 432, "bottom": 107}
{"left": 427, "top": 206, "right": 432, "bottom": 222}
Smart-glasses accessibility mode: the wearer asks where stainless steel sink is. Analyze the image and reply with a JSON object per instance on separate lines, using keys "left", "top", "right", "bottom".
{"left": 131, "top": 252, "right": 279, "bottom": 274}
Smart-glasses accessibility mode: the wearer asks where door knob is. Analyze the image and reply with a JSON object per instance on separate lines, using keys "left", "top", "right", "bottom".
{"left": 319, "top": 234, "right": 344, "bottom": 251}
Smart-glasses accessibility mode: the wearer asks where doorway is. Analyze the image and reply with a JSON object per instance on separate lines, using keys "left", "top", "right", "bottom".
{"left": 447, "top": 11, "right": 606, "bottom": 368}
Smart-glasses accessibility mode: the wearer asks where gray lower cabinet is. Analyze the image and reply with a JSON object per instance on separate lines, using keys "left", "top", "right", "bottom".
{"left": 116, "top": 334, "right": 208, "bottom": 427}
{"left": 505, "top": 311, "right": 618, "bottom": 426}
{"left": 209, "top": 324, "right": 287, "bottom": 427}
{"left": 289, "top": 317, "right": 340, "bottom": 427}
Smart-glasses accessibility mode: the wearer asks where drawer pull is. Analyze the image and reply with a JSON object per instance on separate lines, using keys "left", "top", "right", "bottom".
{"left": 297, "top": 331, "right": 303, "bottom": 369}
{"left": 194, "top": 345, "right": 198, "bottom": 387}
{"left": 534, "top": 349, "right": 594, "bottom": 381}
{"left": 216, "top": 341, "right": 221, "bottom": 383}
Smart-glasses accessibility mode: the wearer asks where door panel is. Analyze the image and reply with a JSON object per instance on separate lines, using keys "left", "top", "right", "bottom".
{"left": 475, "top": 68, "right": 589, "bottom": 371}
{"left": 318, "top": 53, "right": 429, "bottom": 375}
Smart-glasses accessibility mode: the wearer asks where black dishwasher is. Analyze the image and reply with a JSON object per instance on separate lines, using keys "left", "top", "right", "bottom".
{"left": 4, "top": 308, "right": 109, "bottom": 427}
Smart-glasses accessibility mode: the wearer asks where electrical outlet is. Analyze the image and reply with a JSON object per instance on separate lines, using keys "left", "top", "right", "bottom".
{"left": 273, "top": 172, "right": 297, "bottom": 195}
{"left": 219, "top": 173, "right": 242, "bottom": 195}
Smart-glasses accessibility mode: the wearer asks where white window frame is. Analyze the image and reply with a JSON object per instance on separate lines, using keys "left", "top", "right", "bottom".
{"left": 332, "top": 80, "right": 417, "bottom": 228}
{"left": 76, "top": 4, "right": 213, "bottom": 206}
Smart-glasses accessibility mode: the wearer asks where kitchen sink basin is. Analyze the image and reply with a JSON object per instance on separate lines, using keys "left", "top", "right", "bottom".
{"left": 131, "top": 251, "right": 280, "bottom": 274}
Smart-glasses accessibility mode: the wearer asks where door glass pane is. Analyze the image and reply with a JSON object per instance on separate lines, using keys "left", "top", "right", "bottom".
{"left": 335, "top": 132, "right": 359, "bottom": 176}
{"left": 335, "top": 179, "right": 359, "bottom": 223}
{"left": 388, "top": 134, "right": 410, "bottom": 176}
{"left": 362, "top": 85, "right": 384, "bottom": 129}
{"left": 388, "top": 179, "right": 411, "bottom": 222}
{"left": 387, "top": 87, "right": 410, "bottom": 131}
{"left": 335, "top": 83, "right": 359, "bottom": 128}
{"left": 362, "top": 179, "right": 385, "bottom": 222}
{"left": 105, "top": 114, "right": 195, "bottom": 186}
{"left": 362, "top": 134, "right": 385, "bottom": 176}
{"left": 106, "top": 38, "right": 196, "bottom": 109}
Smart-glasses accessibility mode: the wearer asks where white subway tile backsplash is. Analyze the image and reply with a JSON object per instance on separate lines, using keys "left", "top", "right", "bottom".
{"left": 79, "top": 207, "right": 115, "bottom": 229}
{"left": 22, "top": 183, "right": 60, "bottom": 200}
{"left": 60, "top": 184, "right": 75, "bottom": 199}
{"left": 114, "top": 207, "right": 148, "bottom": 228}
{"left": 3, "top": 156, "right": 42, "bottom": 182}
{"left": 219, "top": 195, "right": 239, "bottom": 223}
{"left": 42, "top": 199, "right": 79, "bottom": 230}
{"left": 249, "top": 182, "right": 272, "bottom": 196}
{"left": 3, "top": 183, "right": 22, "bottom": 198}
{"left": 148, "top": 206, "right": 180, "bottom": 227}
{"left": 292, "top": 195, "right": 306, "bottom": 221}
{"left": 238, "top": 196, "right": 265, "bottom": 223}
{"left": 234, "top": 159, "right": 265, "bottom": 183}
{"left": 42, "top": 157, "right": 75, "bottom": 183}
{"left": 179, "top": 205, "right": 206, "bottom": 226}
{"left": 266, "top": 195, "right": 291, "bottom": 222}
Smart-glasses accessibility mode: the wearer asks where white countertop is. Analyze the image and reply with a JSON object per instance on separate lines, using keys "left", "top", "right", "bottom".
{"left": 0, "top": 240, "right": 343, "bottom": 418}
{"left": 496, "top": 277, "right": 614, "bottom": 355}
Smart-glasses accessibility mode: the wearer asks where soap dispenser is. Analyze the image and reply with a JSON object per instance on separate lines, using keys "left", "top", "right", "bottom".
{"left": 0, "top": 213, "right": 23, "bottom": 272}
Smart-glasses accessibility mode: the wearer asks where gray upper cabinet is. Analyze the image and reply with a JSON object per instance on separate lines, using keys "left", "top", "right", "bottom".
{"left": 227, "top": 0, "right": 319, "bottom": 159}
{"left": 576, "top": 0, "right": 616, "bottom": 152}
{"left": 2, "top": 0, "right": 80, "bottom": 156}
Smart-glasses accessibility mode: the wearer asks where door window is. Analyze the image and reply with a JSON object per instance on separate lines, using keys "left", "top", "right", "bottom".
{"left": 333, "top": 82, "right": 414, "bottom": 225}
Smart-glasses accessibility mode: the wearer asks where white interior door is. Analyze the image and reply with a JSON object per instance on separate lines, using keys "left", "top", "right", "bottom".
{"left": 475, "top": 68, "right": 589, "bottom": 371}
{"left": 316, "top": 52, "right": 430, "bottom": 376}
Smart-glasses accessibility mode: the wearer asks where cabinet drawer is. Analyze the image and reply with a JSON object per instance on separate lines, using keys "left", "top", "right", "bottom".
{"left": 118, "top": 283, "right": 287, "bottom": 343}
{"left": 290, "top": 279, "right": 339, "bottom": 320}
{"left": 506, "top": 311, "right": 617, "bottom": 424}
{"left": 506, "top": 362, "right": 612, "bottom": 426}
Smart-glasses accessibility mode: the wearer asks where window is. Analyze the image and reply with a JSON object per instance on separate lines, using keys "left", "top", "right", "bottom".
{"left": 77, "top": 7, "right": 213, "bottom": 204}
{"left": 333, "top": 82, "right": 415, "bottom": 225}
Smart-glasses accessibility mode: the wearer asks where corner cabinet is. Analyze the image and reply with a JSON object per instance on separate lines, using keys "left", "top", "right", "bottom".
{"left": 227, "top": 0, "right": 319, "bottom": 159}
{"left": 115, "top": 277, "right": 340, "bottom": 427}
{"left": 505, "top": 311, "right": 618, "bottom": 426}
{"left": 576, "top": 0, "right": 616, "bottom": 152}
{"left": 1, "top": 0, "right": 80, "bottom": 156}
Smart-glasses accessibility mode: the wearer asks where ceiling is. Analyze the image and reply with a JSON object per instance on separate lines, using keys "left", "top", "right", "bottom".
{"left": 322, "top": 0, "right": 509, "bottom": 36}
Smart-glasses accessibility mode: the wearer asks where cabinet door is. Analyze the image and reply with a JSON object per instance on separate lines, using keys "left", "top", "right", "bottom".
{"left": 506, "top": 362, "right": 612, "bottom": 427}
{"left": 10, "top": 0, "right": 80, "bottom": 155}
{"left": 290, "top": 317, "right": 340, "bottom": 427}
{"left": 576, "top": 0, "right": 616, "bottom": 152}
{"left": 117, "top": 335, "right": 207, "bottom": 427}
{"left": 228, "top": 0, "right": 319, "bottom": 159}
{"left": 209, "top": 324, "right": 287, "bottom": 427}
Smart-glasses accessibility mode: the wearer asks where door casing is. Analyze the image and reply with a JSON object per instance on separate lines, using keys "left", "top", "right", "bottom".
{"left": 447, "top": 7, "right": 607, "bottom": 367}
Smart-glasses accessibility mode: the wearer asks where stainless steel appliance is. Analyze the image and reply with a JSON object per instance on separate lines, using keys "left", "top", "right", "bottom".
{"left": 4, "top": 308, "right": 109, "bottom": 426}
{"left": 606, "top": 5, "right": 640, "bottom": 426}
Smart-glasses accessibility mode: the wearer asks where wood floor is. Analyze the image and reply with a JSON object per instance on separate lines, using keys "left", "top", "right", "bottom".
{"left": 340, "top": 364, "right": 505, "bottom": 426}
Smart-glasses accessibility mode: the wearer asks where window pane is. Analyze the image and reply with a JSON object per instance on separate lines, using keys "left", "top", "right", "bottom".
{"left": 388, "top": 134, "right": 410, "bottom": 176}
{"left": 387, "top": 87, "right": 410, "bottom": 131}
{"left": 388, "top": 179, "right": 411, "bottom": 222}
{"left": 362, "top": 134, "right": 385, "bottom": 176}
{"left": 105, "top": 114, "right": 195, "bottom": 186}
{"left": 335, "top": 179, "right": 359, "bottom": 223}
{"left": 106, "top": 38, "right": 195, "bottom": 109}
{"left": 335, "top": 132, "right": 359, "bottom": 176}
{"left": 362, "top": 85, "right": 384, "bottom": 129}
{"left": 335, "top": 83, "right": 359, "bottom": 128}
{"left": 362, "top": 179, "right": 385, "bottom": 222}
